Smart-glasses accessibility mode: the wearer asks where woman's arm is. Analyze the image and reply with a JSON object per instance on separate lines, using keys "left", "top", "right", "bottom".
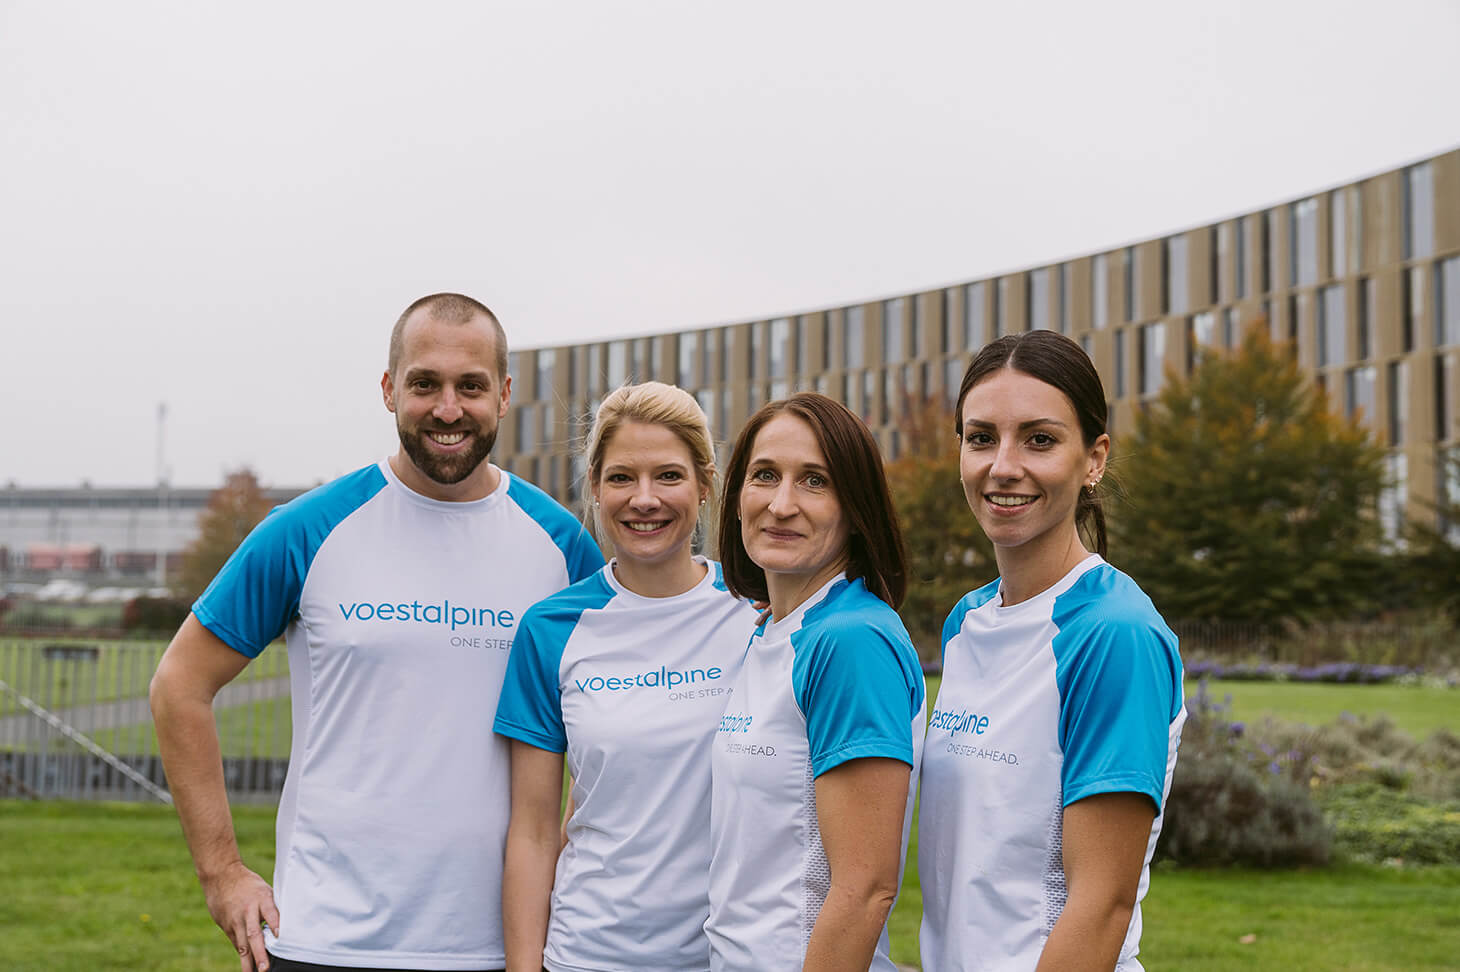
{"left": 802, "top": 757, "right": 912, "bottom": 972}
{"left": 502, "top": 741, "right": 566, "bottom": 972}
{"left": 1035, "top": 791, "right": 1156, "bottom": 972}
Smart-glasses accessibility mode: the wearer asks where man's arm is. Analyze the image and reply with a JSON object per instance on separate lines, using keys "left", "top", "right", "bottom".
{"left": 150, "top": 612, "right": 280, "bottom": 972}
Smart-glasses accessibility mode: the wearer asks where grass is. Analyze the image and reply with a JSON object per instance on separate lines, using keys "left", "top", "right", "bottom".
{"left": 3, "top": 800, "right": 1457, "bottom": 971}
{"left": 1190, "top": 677, "right": 1458, "bottom": 738}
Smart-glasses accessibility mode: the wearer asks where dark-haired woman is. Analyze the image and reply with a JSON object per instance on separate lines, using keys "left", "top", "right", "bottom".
{"left": 706, "top": 393, "right": 926, "bottom": 972}
{"left": 918, "top": 331, "right": 1185, "bottom": 972}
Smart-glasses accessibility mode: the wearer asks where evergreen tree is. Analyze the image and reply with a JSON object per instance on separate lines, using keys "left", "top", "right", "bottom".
{"left": 1111, "top": 325, "right": 1387, "bottom": 623}
{"left": 1404, "top": 448, "right": 1460, "bottom": 624}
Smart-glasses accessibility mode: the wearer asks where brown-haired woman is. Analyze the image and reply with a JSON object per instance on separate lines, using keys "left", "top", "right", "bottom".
{"left": 704, "top": 392, "right": 926, "bottom": 972}
{"left": 918, "top": 331, "right": 1185, "bottom": 971}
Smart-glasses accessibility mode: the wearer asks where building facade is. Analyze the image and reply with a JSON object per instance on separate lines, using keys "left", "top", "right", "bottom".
{"left": 503, "top": 149, "right": 1460, "bottom": 533}
{"left": 0, "top": 484, "right": 304, "bottom": 584}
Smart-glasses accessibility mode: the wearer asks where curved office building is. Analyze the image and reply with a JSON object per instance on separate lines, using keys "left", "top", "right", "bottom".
{"left": 502, "top": 147, "right": 1460, "bottom": 536}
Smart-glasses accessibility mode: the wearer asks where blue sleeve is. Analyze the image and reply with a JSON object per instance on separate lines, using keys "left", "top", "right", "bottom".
{"left": 193, "top": 465, "right": 385, "bottom": 657}
{"left": 494, "top": 605, "right": 570, "bottom": 753}
{"left": 1052, "top": 613, "right": 1182, "bottom": 811}
{"left": 793, "top": 614, "right": 925, "bottom": 777}
{"left": 505, "top": 474, "right": 605, "bottom": 583}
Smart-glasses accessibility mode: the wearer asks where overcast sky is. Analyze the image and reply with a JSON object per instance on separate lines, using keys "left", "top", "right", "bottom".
{"left": 4, "top": 1, "right": 1458, "bottom": 488}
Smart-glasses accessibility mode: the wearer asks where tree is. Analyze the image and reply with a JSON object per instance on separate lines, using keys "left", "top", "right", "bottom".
{"left": 885, "top": 393, "right": 996, "bottom": 658}
{"left": 1110, "top": 325, "right": 1387, "bottom": 623}
{"left": 176, "top": 468, "right": 275, "bottom": 603}
{"left": 1404, "top": 448, "right": 1460, "bottom": 624}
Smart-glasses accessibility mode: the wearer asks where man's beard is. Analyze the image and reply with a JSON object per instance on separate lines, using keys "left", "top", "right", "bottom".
{"left": 397, "top": 420, "right": 496, "bottom": 486}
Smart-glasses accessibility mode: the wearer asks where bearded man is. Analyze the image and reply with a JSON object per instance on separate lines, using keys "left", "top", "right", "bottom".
{"left": 151, "top": 293, "right": 603, "bottom": 972}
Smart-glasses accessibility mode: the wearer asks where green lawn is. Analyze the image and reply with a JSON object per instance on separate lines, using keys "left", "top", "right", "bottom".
{"left": 3, "top": 801, "right": 1457, "bottom": 971}
{"left": 1190, "top": 677, "right": 1458, "bottom": 737}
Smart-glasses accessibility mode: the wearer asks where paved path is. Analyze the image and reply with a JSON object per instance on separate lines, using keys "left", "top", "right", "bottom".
{"left": 0, "top": 675, "right": 291, "bottom": 744}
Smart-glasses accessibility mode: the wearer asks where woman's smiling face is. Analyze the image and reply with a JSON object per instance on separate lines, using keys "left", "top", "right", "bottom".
{"left": 958, "top": 367, "right": 1107, "bottom": 562}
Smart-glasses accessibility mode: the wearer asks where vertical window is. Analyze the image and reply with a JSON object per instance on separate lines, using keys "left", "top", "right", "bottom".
{"left": 945, "top": 358, "right": 963, "bottom": 404}
{"left": 1166, "top": 235, "right": 1188, "bottom": 315}
{"left": 1209, "top": 225, "right": 1221, "bottom": 305}
{"left": 883, "top": 298, "right": 905, "bottom": 361}
{"left": 1222, "top": 307, "right": 1239, "bottom": 348}
{"left": 995, "top": 278, "right": 1009, "bottom": 336}
{"left": 1389, "top": 360, "right": 1409, "bottom": 446}
{"left": 769, "top": 318, "right": 790, "bottom": 380}
{"left": 1403, "top": 162, "right": 1435, "bottom": 260}
{"left": 695, "top": 389, "right": 714, "bottom": 430}
{"left": 700, "top": 330, "right": 714, "bottom": 388}
{"left": 606, "top": 341, "right": 628, "bottom": 389}
{"left": 795, "top": 317, "right": 808, "bottom": 377}
{"left": 1092, "top": 254, "right": 1109, "bottom": 329}
{"left": 1403, "top": 267, "right": 1424, "bottom": 352}
{"left": 1235, "top": 217, "right": 1248, "bottom": 299}
{"left": 1080, "top": 333, "right": 1093, "bottom": 358}
{"left": 679, "top": 332, "right": 698, "bottom": 387}
{"left": 845, "top": 306, "right": 865, "bottom": 369}
{"left": 516, "top": 405, "right": 536, "bottom": 452}
{"left": 1329, "top": 191, "right": 1346, "bottom": 278}
{"left": 1318, "top": 285, "right": 1346, "bottom": 367}
{"left": 1438, "top": 256, "right": 1460, "bottom": 348}
{"left": 940, "top": 290, "right": 954, "bottom": 353}
{"left": 1435, "top": 354, "right": 1454, "bottom": 442}
{"left": 1380, "top": 454, "right": 1408, "bottom": 543}
{"left": 1139, "top": 323, "right": 1166, "bottom": 396}
{"left": 910, "top": 297, "right": 925, "bottom": 358}
{"left": 1123, "top": 247, "right": 1137, "bottom": 321}
{"left": 748, "top": 323, "right": 764, "bottom": 380}
{"left": 1357, "top": 277, "right": 1374, "bottom": 360}
{"left": 1261, "top": 211, "right": 1274, "bottom": 293}
{"left": 588, "top": 344, "right": 605, "bottom": 398}
{"left": 1114, "top": 329, "right": 1127, "bottom": 397}
{"left": 862, "top": 371, "right": 876, "bottom": 422}
{"left": 1059, "top": 264, "right": 1072, "bottom": 335}
{"left": 1027, "top": 269, "right": 1047, "bottom": 332}
{"left": 882, "top": 369, "right": 896, "bottom": 424}
{"left": 964, "top": 282, "right": 986, "bottom": 348}
{"left": 1344, "top": 366, "right": 1375, "bottom": 421}
{"left": 1190, "top": 311, "right": 1216, "bottom": 348}
{"left": 536, "top": 349, "right": 555, "bottom": 399}
{"left": 1291, "top": 197, "right": 1318, "bottom": 287}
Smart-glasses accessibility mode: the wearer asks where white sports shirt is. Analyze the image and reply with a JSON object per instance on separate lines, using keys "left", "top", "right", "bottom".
{"left": 705, "top": 574, "right": 926, "bottom": 972}
{"left": 918, "top": 555, "right": 1185, "bottom": 972}
{"left": 193, "top": 460, "right": 603, "bottom": 970}
{"left": 494, "top": 557, "right": 759, "bottom": 972}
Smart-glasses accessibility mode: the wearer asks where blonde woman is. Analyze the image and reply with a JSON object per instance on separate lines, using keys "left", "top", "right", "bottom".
{"left": 496, "top": 382, "right": 758, "bottom": 972}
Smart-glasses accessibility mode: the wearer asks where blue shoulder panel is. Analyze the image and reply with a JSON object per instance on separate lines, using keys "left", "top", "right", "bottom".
{"left": 193, "top": 464, "right": 387, "bottom": 658}
{"left": 506, "top": 474, "right": 606, "bottom": 583}
{"left": 791, "top": 579, "right": 925, "bottom": 777}
{"left": 1050, "top": 564, "right": 1183, "bottom": 810}
{"left": 941, "top": 578, "right": 1000, "bottom": 664}
{"left": 494, "top": 569, "right": 616, "bottom": 753}
{"left": 710, "top": 560, "right": 730, "bottom": 593}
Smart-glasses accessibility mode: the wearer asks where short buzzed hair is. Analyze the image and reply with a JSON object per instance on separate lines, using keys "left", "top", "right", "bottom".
{"left": 388, "top": 293, "right": 508, "bottom": 380}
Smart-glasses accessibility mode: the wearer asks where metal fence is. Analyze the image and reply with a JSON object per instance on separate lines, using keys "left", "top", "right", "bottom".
{"left": 0, "top": 638, "right": 290, "bottom": 803}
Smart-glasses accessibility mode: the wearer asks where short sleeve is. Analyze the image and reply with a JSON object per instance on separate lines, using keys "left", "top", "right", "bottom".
{"left": 192, "top": 465, "right": 386, "bottom": 657}
{"left": 494, "top": 607, "right": 570, "bottom": 753}
{"left": 1053, "top": 616, "right": 1181, "bottom": 810}
{"left": 793, "top": 617, "right": 923, "bottom": 778}
{"left": 563, "top": 527, "right": 606, "bottom": 584}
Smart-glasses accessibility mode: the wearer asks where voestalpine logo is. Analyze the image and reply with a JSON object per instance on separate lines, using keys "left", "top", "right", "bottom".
{"left": 573, "top": 665, "right": 723, "bottom": 693}
{"left": 929, "top": 706, "right": 991, "bottom": 736}
{"left": 337, "top": 599, "right": 516, "bottom": 631}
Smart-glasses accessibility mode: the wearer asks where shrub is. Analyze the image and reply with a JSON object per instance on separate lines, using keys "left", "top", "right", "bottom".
{"left": 1319, "top": 783, "right": 1460, "bottom": 865}
{"left": 1157, "top": 685, "right": 1331, "bottom": 867}
{"left": 121, "top": 596, "right": 191, "bottom": 635}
